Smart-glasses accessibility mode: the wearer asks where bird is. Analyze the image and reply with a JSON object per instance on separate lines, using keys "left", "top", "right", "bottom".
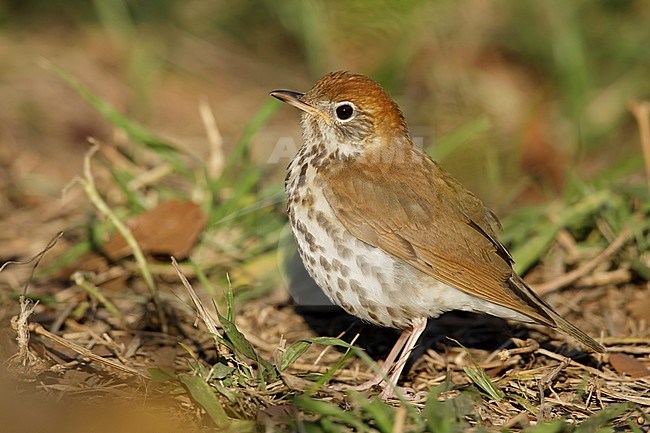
{"left": 270, "top": 71, "right": 605, "bottom": 399}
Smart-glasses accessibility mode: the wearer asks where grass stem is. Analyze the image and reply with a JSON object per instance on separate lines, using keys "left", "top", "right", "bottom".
{"left": 79, "top": 141, "right": 166, "bottom": 332}
{"left": 628, "top": 100, "right": 650, "bottom": 195}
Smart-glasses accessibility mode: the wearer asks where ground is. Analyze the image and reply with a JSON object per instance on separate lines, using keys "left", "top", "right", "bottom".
{"left": 1, "top": 5, "right": 650, "bottom": 431}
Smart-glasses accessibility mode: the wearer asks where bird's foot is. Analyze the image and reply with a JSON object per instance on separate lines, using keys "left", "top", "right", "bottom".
{"left": 379, "top": 385, "right": 427, "bottom": 401}
{"left": 329, "top": 374, "right": 384, "bottom": 392}
{"left": 330, "top": 377, "right": 426, "bottom": 401}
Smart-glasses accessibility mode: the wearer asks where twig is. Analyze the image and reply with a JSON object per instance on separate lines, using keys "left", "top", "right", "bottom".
{"left": 538, "top": 357, "right": 571, "bottom": 422}
{"left": 287, "top": 362, "right": 375, "bottom": 379}
{"left": 6, "top": 296, "right": 45, "bottom": 371}
{"left": 498, "top": 339, "right": 540, "bottom": 362}
{"left": 128, "top": 164, "right": 173, "bottom": 190}
{"left": 199, "top": 96, "right": 225, "bottom": 179}
{"left": 536, "top": 348, "right": 628, "bottom": 382}
{"left": 63, "top": 319, "right": 131, "bottom": 365}
{"left": 575, "top": 268, "right": 632, "bottom": 288}
{"left": 555, "top": 229, "right": 580, "bottom": 261}
{"left": 602, "top": 336, "right": 650, "bottom": 345}
{"left": 171, "top": 256, "right": 229, "bottom": 357}
{"left": 0, "top": 231, "right": 63, "bottom": 296}
{"left": 313, "top": 329, "right": 351, "bottom": 366}
{"left": 605, "top": 346, "right": 650, "bottom": 355}
{"left": 628, "top": 100, "right": 650, "bottom": 194}
{"left": 50, "top": 302, "right": 76, "bottom": 334}
{"left": 600, "top": 388, "right": 650, "bottom": 406}
{"left": 0, "top": 231, "right": 62, "bottom": 273}
{"left": 534, "top": 227, "right": 630, "bottom": 295}
{"left": 4, "top": 233, "right": 65, "bottom": 375}
{"left": 30, "top": 323, "right": 147, "bottom": 378}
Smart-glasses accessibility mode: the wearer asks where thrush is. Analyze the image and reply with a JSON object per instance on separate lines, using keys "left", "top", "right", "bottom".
{"left": 271, "top": 71, "right": 605, "bottom": 399}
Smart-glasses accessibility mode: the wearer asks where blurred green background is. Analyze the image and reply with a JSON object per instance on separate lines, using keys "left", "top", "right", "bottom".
{"left": 2, "top": 0, "right": 649, "bottom": 209}
{"left": 1, "top": 4, "right": 648, "bottom": 429}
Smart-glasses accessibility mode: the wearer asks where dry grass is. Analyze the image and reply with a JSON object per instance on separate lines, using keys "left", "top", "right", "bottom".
{"left": 2, "top": 4, "right": 650, "bottom": 430}
{"left": 1, "top": 237, "right": 648, "bottom": 431}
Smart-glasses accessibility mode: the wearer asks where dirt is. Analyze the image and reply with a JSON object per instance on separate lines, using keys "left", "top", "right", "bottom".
{"left": 1, "top": 26, "right": 649, "bottom": 433}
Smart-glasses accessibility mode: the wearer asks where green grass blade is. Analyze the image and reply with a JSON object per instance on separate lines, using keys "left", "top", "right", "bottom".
{"left": 178, "top": 373, "right": 231, "bottom": 429}
{"left": 191, "top": 260, "right": 219, "bottom": 300}
{"left": 307, "top": 349, "right": 355, "bottom": 395}
{"left": 293, "top": 396, "right": 369, "bottom": 432}
{"left": 574, "top": 402, "right": 635, "bottom": 433}
{"left": 208, "top": 167, "right": 262, "bottom": 226}
{"left": 462, "top": 365, "right": 504, "bottom": 402}
{"left": 453, "top": 340, "right": 504, "bottom": 401}
{"left": 430, "top": 114, "right": 492, "bottom": 162}
{"left": 217, "top": 311, "right": 258, "bottom": 362}
{"left": 423, "top": 386, "right": 472, "bottom": 433}
{"left": 43, "top": 61, "right": 193, "bottom": 178}
{"left": 72, "top": 271, "right": 122, "bottom": 320}
{"left": 351, "top": 394, "right": 394, "bottom": 433}
{"left": 299, "top": 337, "right": 378, "bottom": 368}
{"left": 212, "top": 99, "right": 278, "bottom": 187}
{"left": 289, "top": 337, "right": 387, "bottom": 396}
{"left": 38, "top": 239, "right": 91, "bottom": 277}
{"left": 225, "top": 280, "right": 235, "bottom": 324}
{"left": 216, "top": 308, "right": 277, "bottom": 383}
{"left": 511, "top": 189, "right": 613, "bottom": 274}
{"left": 280, "top": 340, "right": 312, "bottom": 371}
{"left": 108, "top": 169, "right": 147, "bottom": 212}
{"left": 522, "top": 419, "right": 566, "bottom": 433}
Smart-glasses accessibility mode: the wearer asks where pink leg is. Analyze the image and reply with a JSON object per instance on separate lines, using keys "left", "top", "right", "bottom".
{"left": 331, "top": 327, "right": 411, "bottom": 391}
{"left": 380, "top": 317, "right": 427, "bottom": 399}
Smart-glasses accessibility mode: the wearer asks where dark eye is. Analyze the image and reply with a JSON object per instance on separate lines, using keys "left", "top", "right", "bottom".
{"left": 335, "top": 103, "right": 354, "bottom": 121}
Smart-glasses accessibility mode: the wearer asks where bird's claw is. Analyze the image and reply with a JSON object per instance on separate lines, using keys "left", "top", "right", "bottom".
{"left": 380, "top": 385, "right": 427, "bottom": 401}
{"left": 330, "top": 378, "right": 426, "bottom": 401}
{"left": 329, "top": 375, "right": 384, "bottom": 392}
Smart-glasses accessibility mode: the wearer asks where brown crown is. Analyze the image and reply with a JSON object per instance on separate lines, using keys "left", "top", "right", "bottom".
{"left": 304, "top": 71, "right": 409, "bottom": 139}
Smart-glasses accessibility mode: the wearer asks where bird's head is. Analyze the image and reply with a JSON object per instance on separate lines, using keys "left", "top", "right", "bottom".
{"left": 271, "top": 71, "right": 410, "bottom": 159}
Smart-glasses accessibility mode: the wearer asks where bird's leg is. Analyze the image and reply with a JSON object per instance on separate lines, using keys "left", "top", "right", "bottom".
{"left": 380, "top": 317, "right": 427, "bottom": 400}
{"left": 330, "top": 327, "right": 411, "bottom": 392}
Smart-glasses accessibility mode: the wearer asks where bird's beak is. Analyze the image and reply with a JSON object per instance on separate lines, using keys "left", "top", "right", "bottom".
{"left": 270, "top": 90, "right": 331, "bottom": 122}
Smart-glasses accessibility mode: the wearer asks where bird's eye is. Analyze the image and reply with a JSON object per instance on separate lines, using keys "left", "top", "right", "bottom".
{"left": 335, "top": 102, "right": 355, "bottom": 121}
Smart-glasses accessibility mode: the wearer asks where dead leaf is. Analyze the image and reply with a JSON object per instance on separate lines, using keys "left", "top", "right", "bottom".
{"left": 609, "top": 353, "right": 650, "bottom": 379}
{"left": 103, "top": 200, "right": 207, "bottom": 261}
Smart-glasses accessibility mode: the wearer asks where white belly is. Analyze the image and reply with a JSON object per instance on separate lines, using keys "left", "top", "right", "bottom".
{"left": 286, "top": 158, "right": 531, "bottom": 328}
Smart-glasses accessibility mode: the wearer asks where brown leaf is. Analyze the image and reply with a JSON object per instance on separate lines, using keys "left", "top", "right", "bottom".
{"left": 103, "top": 200, "right": 207, "bottom": 261}
{"left": 609, "top": 353, "right": 650, "bottom": 378}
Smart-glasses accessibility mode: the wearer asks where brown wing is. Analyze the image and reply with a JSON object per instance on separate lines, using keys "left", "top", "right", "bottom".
{"left": 322, "top": 146, "right": 552, "bottom": 325}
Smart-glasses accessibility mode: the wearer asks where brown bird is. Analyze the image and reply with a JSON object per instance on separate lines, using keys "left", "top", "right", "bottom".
{"left": 271, "top": 71, "right": 605, "bottom": 399}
